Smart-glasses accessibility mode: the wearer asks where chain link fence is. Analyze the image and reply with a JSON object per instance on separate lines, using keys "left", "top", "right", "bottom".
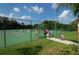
{"left": 0, "top": 17, "right": 44, "bottom": 48}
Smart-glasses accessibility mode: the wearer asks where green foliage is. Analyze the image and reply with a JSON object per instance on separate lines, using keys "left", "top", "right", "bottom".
{"left": 59, "top": 45, "right": 78, "bottom": 55}
{"left": 46, "top": 45, "right": 78, "bottom": 55}
{"left": 0, "top": 16, "right": 34, "bottom": 29}
{"left": 39, "top": 20, "right": 55, "bottom": 30}
{"left": 39, "top": 20, "right": 75, "bottom": 31}
{"left": 0, "top": 16, "right": 78, "bottom": 31}
{"left": 18, "top": 45, "right": 42, "bottom": 55}
{"left": 70, "top": 19, "right": 78, "bottom": 31}
{"left": 67, "top": 3, "right": 79, "bottom": 16}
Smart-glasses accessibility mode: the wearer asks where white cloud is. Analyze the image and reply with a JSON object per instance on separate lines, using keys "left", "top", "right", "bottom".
{"left": 31, "top": 6, "right": 39, "bottom": 12}
{"left": 13, "top": 15, "right": 20, "bottom": 19}
{"left": 24, "top": 6, "right": 32, "bottom": 12}
{"left": 58, "top": 10, "right": 70, "bottom": 19}
{"left": 0, "top": 13, "right": 31, "bottom": 20}
{"left": 52, "top": 3, "right": 60, "bottom": 10}
{"left": 0, "top": 13, "right": 14, "bottom": 18}
{"left": 13, "top": 7, "right": 20, "bottom": 12}
{"left": 8, "top": 13, "right": 14, "bottom": 18}
{"left": 8, "top": 13, "right": 20, "bottom": 19}
{"left": 21, "top": 15, "right": 31, "bottom": 19}
{"left": 23, "top": 5, "right": 44, "bottom": 14}
{"left": 0, "top": 13, "right": 8, "bottom": 17}
{"left": 27, "top": 16, "right": 31, "bottom": 19}
{"left": 31, "top": 6, "right": 44, "bottom": 14}
{"left": 24, "top": 6, "right": 28, "bottom": 9}
{"left": 38, "top": 7, "right": 43, "bottom": 14}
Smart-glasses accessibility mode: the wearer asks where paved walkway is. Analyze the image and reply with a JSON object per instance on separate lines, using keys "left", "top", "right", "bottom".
{"left": 47, "top": 37, "right": 78, "bottom": 46}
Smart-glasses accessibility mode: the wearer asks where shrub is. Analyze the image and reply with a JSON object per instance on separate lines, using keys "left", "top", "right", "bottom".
{"left": 59, "top": 45, "right": 79, "bottom": 55}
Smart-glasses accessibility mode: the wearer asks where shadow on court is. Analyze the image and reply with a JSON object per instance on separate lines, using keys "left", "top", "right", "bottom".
{"left": 17, "top": 45, "right": 43, "bottom": 55}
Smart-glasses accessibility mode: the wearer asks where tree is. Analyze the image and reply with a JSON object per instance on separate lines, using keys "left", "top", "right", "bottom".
{"left": 67, "top": 3, "right": 79, "bottom": 53}
{"left": 0, "top": 16, "right": 26, "bottom": 29}
{"left": 66, "top": 3, "right": 79, "bottom": 16}
{"left": 39, "top": 20, "right": 56, "bottom": 30}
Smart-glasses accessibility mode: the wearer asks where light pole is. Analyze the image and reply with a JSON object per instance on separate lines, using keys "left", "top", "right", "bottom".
{"left": 55, "top": 9, "right": 59, "bottom": 35}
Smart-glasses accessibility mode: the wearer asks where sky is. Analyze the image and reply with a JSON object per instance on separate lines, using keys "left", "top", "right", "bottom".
{"left": 0, "top": 3, "right": 76, "bottom": 24}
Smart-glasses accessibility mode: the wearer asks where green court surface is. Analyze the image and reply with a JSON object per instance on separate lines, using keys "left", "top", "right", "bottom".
{"left": 0, "top": 29, "right": 44, "bottom": 48}
{"left": 0, "top": 30, "right": 78, "bottom": 48}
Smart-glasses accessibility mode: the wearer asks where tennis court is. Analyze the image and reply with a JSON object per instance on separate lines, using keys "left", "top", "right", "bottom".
{"left": 0, "top": 29, "right": 44, "bottom": 48}
{"left": 0, "top": 29, "right": 78, "bottom": 48}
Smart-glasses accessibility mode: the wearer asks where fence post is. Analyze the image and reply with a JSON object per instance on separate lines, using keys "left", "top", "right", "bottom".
{"left": 3, "top": 17, "right": 6, "bottom": 48}
{"left": 36, "top": 22, "right": 39, "bottom": 39}
{"left": 30, "top": 20, "right": 32, "bottom": 42}
{"left": 38, "top": 22, "right": 40, "bottom": 39}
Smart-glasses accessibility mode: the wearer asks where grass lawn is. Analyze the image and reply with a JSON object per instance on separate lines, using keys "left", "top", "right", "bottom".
{"left": 0, "top": 30, "right": 78, "bottom": 55}
{"left": 53, "top": 31, "right": 78, "bottom": 43}
{"left": 0, "top": 39, "right": 78, "bottom": 55}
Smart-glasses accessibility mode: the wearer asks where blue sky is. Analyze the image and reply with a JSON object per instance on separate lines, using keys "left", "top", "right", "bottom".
{"left": 0, "top": 3, "right": 76, "bottom": 24}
